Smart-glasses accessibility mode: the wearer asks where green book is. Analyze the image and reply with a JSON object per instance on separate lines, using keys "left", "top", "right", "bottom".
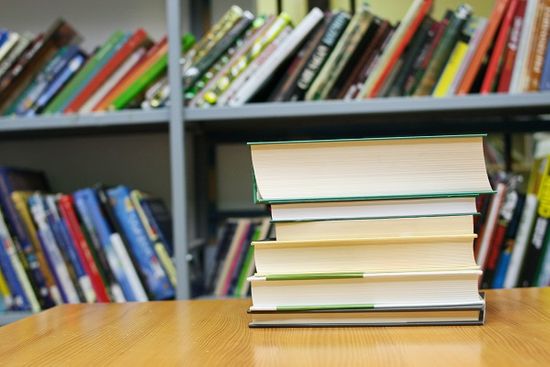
{"left": 233, "top": 226, "right": 262, "bottom": 297}
{"left": 43, "top": 31, "right": 126, "bottom": 114}
{"left": 111, "top": 34, "right": 195, "bottom": 110}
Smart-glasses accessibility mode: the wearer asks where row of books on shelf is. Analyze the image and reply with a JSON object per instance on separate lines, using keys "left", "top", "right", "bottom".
{"left": 0, "top": 167, "right": 175, "bottom": 313}
{"left": 1, "top": 0, "right": 549, "bottom": 120}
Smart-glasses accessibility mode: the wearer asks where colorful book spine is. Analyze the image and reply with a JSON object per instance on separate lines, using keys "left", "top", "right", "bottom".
{"left": 0, "top": 237, "right": 24, "bottom": 310}
{"left": 541, "top": 37, "right": 550, "bottom": 91}
{"left": 0, "top": 33, "right": 32, "bottom": 79}
{"left": 43, "top": 31, "right": 126, "bottom": 113}
{"left": 0, "top": 267, "right": 13, "bottom": 310}
{"left": 526, "top": 0, "right": 550, "bottom": 91}
{"left": 497, "top": 0, "right": 527, "bottom": 92}
{"left": 0, "top": 32, "right": 19, "bottom": 63}
{"left": 106, "top": 186, "right": 174, "bottom": 300}
{"left": 130, "top": 190, "right": 176, "bottom": 287}
{"left": 510, "top": 0, "right": 540, "bottom": 92}
{"left": 202, "top": 12, "right": 293, "bottom": 105}
{"left": 432, "top": 39, "right": 469, "bottom": 97}
{"left": 414, "top": 5, "right": 471, "bottom": 96}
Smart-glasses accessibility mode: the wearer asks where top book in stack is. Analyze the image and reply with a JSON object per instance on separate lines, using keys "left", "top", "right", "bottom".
{"left": 249, "top": 134, "right": 493, "bottom": 203}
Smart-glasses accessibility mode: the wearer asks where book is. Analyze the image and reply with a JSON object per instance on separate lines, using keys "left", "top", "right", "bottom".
{"left": 43, "top": 31, "right": 126, "bottom": 113}
{"left": 525, "top": 0, "right": 550, "bottom": 91}
{"left": 230, "top": 8, "right": 325, "bottom": 105}
{"left": 305, "top": 6, "right": 373, "bottom": 101}
{"left": 540, "top": 36, "right": 550, "bottom": 90}
{"left": 106, "top": 186, "right": 174, "bottom": 300}
{"left": 0, "top": 230, "right": 25, "bottom": 310}
{"left": 481, "top": 0, "right": 520, "bottom": 93}
{"left": 457, "top": 0, "right": 511, "bottom": 94}
{"left": 253, "top": 234, "right": 478, "bottom": 276}
{"left": 270, "top": 196, "right": 478, "bottom": 222}
{"left": 414, "top": 5, "right": 472, "bottom": 96}
{"left": 248, "top": 269, "right": 483, "bottom": 310}
{"left": 475, "top": 183, "right": 507, "bottom": 269}
{"left": 0, "top": 33, "right": 32, "bottom": 80}
{"left": 249, "top": 302, "right": 485, "bottom": 327}
{"left": 0, "top": 267, "right": 13, "bottom": 311}
{"left": 130, "top": 190, "right": 176, "bottom": 287}
{"left": 510, "top": 0, "right": 540, "bottom": 92}
{"left": 65, "top": 29, "right": 151, "bottom": 113}
{"left": 274, "top": 215, "right": 474, "bottom": 241}
{"left": 360, "top": 0, "right": 433, "bottom": 98}
{"left": 498, "top": 0, "right": 527, "bottom": 92}
{"left": 249, "top": 135, "right": 493, "bottom": 203}
{"left": 0, "top": 32, "right": 19, "bottom": 64}
{"left": 139, "top": 196, "right": 173, "bottom": 257}
{"left": 58, "top": 194, "right": 110, "bottom": 302}
{"left": 0, "top": 20, "right": 80, "bottom": 114}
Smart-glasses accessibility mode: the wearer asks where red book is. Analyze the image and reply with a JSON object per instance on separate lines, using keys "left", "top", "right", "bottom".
{"left": 481, "top": 0, "right": 519, "bottom": 94}
{"left": 457, "top": 0, "right": 511, "bottom": 94}
{"left": 58, "top": 195, "right": 111, "bottom": 303}
{"left": 367, "top": 0, "right": 433, "bottom": 98}
{"left": 497, "top": 0, "right": 527, "bottom": 92}
{"left": 64, "top": 29, "right": 150, "bottom": 113}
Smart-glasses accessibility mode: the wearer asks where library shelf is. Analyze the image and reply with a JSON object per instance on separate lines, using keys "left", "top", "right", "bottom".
{"left": 0, "top": 311, "right": 32, "bottom": 325}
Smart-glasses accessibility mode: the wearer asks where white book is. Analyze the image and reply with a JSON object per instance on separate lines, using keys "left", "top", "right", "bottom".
{"left": 79, "top": 48, "right": 146, "bottom": 113}
{"left": 229, "top": 7, "right": 324, "bottom": 106}
{"left": 510, "top": 0, "right": 539, "bottom": 93}
{"left": 0, "top": 208, "right": 41, "bottom": 312}
{"left": 0, "top": 32, "right": 20, "bottom": 62}
{"left": 475, "top": 183, "right": 506, "bottom": 269}
{"left": 29, "top": 195, "right": 80, "bottom": 304}
{"left": 504, "top": 193, "right": 538, "bottom": 288}
{"left": 110, "top": 233, "right": 148, "bottom": 302}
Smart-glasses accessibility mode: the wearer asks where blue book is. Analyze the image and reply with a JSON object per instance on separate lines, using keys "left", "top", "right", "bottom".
{"left": 0, "top": 31, "right": 7, "bottom": 48}
{"left": 73, "top": 189, "right": 143, "bottom": 301}
{"left": 0, "top": 168, "right": 54, "bottom": 309}
{"left": 140, "top": 197, "right": 173, "bottom": 257}
{"left": 107, "top": 186, "right": 174, "bottom": 300}
{"left": 0, "top": 241, "right": 27, "bottom": 310}
{"left": 540, "top": 37, "right": 550, "bottom": 91}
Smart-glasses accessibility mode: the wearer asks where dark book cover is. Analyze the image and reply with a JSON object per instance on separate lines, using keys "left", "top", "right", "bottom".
{"left": 208, "top": 221, "right": 237, "bottom": 292}
{"left": 0, "top": 19, "right": 80, "bottom": 113}
{"left": 0, "top": 167, "right": 54, "bottom": 309}
{"left": 286, "top": 11, "right": 351, "bottom": 101}
{"left": 269, "top": 13, "right": 331, "bottom": 102}
{"left": 140, "top": 197, "right": 173, "bottom": 257}
{"left": 518, "top": 214, "right": 549, "bottom": 287}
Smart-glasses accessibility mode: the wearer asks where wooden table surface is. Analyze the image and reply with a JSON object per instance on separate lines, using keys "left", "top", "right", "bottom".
{"left": 1, "top": 288, "right": 549, "bottom": 366}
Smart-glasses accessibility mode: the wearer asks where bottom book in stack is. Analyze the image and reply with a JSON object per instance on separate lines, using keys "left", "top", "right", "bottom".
{"left": 247, "top": 269, "right": 485, "bottom": 327}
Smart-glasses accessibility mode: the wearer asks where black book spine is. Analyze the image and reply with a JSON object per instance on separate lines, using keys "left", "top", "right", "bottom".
{"left": 518, "top": 214, "right": 549, "bottom": 287}
{"left": 287, "top": 12, "right": 351, "bottom": 101}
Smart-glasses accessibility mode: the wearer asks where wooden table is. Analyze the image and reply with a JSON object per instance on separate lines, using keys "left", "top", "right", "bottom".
{"left": 1, "top": 288, "right": 549, "bottom": 366}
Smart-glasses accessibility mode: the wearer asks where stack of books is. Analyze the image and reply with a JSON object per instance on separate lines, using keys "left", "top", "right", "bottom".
{"left": 247, "top": 135, "right": 493, "bottom": 327}
{"left": 0, "top": 167, "right": 175, "bottom": 313}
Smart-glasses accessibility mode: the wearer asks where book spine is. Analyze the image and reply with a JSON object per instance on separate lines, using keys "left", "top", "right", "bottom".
{"left": 58, "top": 195, "right": 110, "bottom": 303}
{"left": 107, "top": 186, "right": 174, "bottom": 300}
{"left": 0, "top": 33, "right": 20, "bottom": 66}
{"left": 43, "top": 31, "right": 126, "bottom": 114}
{"left": 361, "top": 0, "right": 433, "bottom": 98}
{"left": 497, "top": 1, "right": 527, "bottom": 92}
{"left": 203, "top": 13, "right": 293, "bottom": 105}
{"left": 75, "top": 189, "right": 140, "bottom": 302}
{"left": 541, "top": 37, "right": 550, "bottom": 91}
{"left": 0, "top": 265, "right": 14, "bottom": 310}
{"left": 432, "top": 40, "right": 469, "bottom": 97}
{"left": 476, "top": 183, "right": 507, "bottom": 269}
{"left": 457, "top": 0, "right": 511, "bottom": 94}
{"left": 0, "top": 33, "right": 32, "bottom": 79}
{"left": 509, "top": 0, "right": 540, "bottom": 92}
{"left": 415, "top": 5, "right": 471, "bottom": 96}
{"left": 130, "top": 191, "right": 176, "bottom": 287}
{"left": 305, "top": 8, "right": 372, "bottom": 101}
{"left": 220, "top": 221, "right": 252, "bottom": 296}
{"left": 285, "top": 12, "right": 350, "bottom": 102}
{"left": 481, "top": 0, "right": 520, "bottom": 94}
{"left": 230, "top": 8, "right": 325, "bottom": 106}
{"left": 0, "top": 238, "right": 25, "bottom": 310}
{"left": 526, "top": 1, "right": 550, "bottom": 91}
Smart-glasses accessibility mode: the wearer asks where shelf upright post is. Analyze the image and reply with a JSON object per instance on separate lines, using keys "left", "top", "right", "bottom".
{"left": 166, "top": 0, "right": 190, "bottom": 299}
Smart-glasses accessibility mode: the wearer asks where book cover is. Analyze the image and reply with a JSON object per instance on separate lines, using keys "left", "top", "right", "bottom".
{"left": 306, "top": 7, "right": 372, "bottom": 101}
{"left": 432, "top": 36, "right": 469, "bottom": 97}
{"left": 360, "top": 0, "right": 433, "bottom": 98}
{"left": 457, "top": 0, "right": 511, "bottom": 94}
{"left": 525, "top": 0, "right": 550, "bottom": 91}
{"left": 65, "top": 28, "right": 151, "bottom": 113}
{"left": 0, "top": 232, "right": 26, "bottom": 310}
{"left": 0, "top": 32, "right": 19, "bottom": 64}
{"left": 58, "top": 194, "right": 110, "bottom": 302}
{"left": 43, "top": 31, "right": 126, "bottom": 114}
{"left": 0, "top": 20, "right": 80, "bottom": 114}
{"left": 130, "top": 190, "right": 176, "bottom": 287}
{"left": 498, "top": 0, "right": 527, "bottom": 92}
{"left": 106, "top": 186, "right": 174, "bottom": 300}
{"left": 230, "top": 8, "right": 325, "bottom": 105}
{"left": 0, "top": 32, "right": 32, "bottom": 80}
{"left": 0, "top": 266, "right": 14, "bottom": 310}
{"left": 268, "top": 13, "right": 330, "bottom": 102}
{"left": 415, "top": 5, "right": 471, "bottom": 96}
{"left": 139, "top": 196, "right": 173, "bottom": 257}
{"left": 540, "top": 36, "right": 550, "bottom": 90}
{"left": 481, "top": 0, "right": 520, "bottom": 93}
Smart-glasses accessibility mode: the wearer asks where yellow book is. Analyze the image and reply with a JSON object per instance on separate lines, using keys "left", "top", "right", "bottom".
{"left": 433, "top": 40, "right": 469, "bottom": 97}
{"left": 11, "top": 191, "right": 61, "bottom": 304}
{"left": 0, "top": 268, "right": 12, "bottom": 308}
{"left": 130, "top": 190, "right": 177, "bottom": 287}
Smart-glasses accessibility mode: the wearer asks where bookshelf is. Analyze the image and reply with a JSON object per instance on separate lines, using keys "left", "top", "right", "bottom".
{"left": 1, "top": 0, "right": 550, "bottom": 325}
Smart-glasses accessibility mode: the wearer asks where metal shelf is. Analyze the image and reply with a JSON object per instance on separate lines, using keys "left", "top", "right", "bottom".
{"left": 0, "top": 311, "right": 32, "bottom": 325}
